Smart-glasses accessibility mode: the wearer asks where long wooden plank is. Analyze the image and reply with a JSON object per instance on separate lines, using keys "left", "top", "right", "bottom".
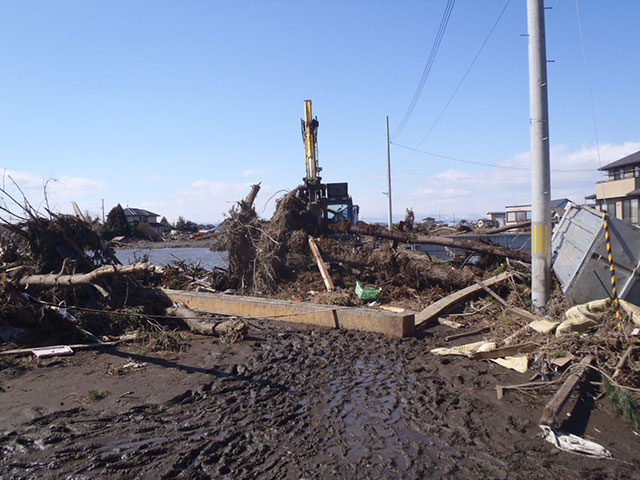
{"left": 162, "top": 289, "right": 415, "bottom": 338}
{"left": 540, "top": 355, "right": 593, "bottom": 427}
{"left": 415, "top": 271, "right": 511, "bottom": 327}
{"left": 308, "top": 237, "right": 334, "bottom": 292}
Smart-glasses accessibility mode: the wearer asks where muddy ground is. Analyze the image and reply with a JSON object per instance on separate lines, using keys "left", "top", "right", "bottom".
{"left": 1, "top": 320, "right": 638, "bottom": 479}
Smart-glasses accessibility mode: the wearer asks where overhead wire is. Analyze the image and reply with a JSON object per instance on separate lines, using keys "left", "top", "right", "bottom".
{"left": 396, "top": 0, "right": 512, "bottom": 169}
{"left": 575, "top": 0, "right": 606, "bottom": 189}
{"left": 392, "top": 0, "right": 456, "bottom": 139}
{"left": 391, "top": 141, "right": 599, "bottom": 173}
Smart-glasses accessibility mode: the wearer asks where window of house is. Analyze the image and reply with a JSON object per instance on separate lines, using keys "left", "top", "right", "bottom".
{"left": 635, "top": 165, "right": 640, "bottom": 178}
{"left": 615, "top": 168, "right": 625, "bottom": 180}
{"left": 603, "top": 201, "right": 616, "bottom": 215}
{"left": 506, "top": 212, "right": 517, "bottom": 223}
{"left": 622, "top": 198, "right": 639, "bottom": 224}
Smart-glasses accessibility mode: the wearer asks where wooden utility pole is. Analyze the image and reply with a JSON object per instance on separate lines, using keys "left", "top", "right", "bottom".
{"left": 527, "top": 0, "right": 552, "bottom": 309}
{"left": 386, "top": 116, "right": 393, "bottom": 231}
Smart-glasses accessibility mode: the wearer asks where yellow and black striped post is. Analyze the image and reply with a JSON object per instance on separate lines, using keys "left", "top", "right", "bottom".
{"left": 602, "top": 211, "right": 622, "bottom": 327}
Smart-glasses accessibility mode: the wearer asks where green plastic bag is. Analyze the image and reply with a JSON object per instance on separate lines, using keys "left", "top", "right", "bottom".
{"left": 355, "top": 280, "right": 382, "bottom": 300}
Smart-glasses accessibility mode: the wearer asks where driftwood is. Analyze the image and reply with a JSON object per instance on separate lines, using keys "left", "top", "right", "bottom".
{"left": 540, "top": 355, "right": 593, "bottom": 427}
{"left": 167, "top": 303, "right": 248, "bottom": 338}
{"left": 329, "top": 222, "right": 532, "bottom": 263}
{"left": 19, "top": 262, "right": 157, "bottom": 288}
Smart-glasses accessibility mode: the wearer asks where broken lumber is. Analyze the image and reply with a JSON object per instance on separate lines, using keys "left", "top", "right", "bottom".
{"left": 469, "top": 342, "right": 538, "bottom": 360}
{"left": 612, "top": 345, "right": 635, "bottom": 380}
{"left": 445, "top": 326, "right": 491, "bottom": 342}
{"left": 19, "top": 262, "right": 157, "bottom": 288}
{"left": 329, "top": 222, "right": 532, "bottom": 262}
{"left": 166, "top": 304, "right": 248, "bottom": 338}
{"left": 0, "top": 341, "right": 120, "bottom": 357}
{"left": 415, "top": 271, "right": 511, "bottom": 326}
{"left": 308, "top": 236, "right": 334, "bottom": 292}
{"left": 475, "top": 278, "right": 540, "bottom": 324}
{"left": 540, "top": 355, "right": 594, "bottom": 427}
{"left": 162, "top": 289, "right": 415, "bottom": 338}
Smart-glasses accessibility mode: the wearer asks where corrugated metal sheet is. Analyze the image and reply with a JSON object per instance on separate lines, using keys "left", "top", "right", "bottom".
{"left": 552, "top": 204, "right": 640, "bottom": 306}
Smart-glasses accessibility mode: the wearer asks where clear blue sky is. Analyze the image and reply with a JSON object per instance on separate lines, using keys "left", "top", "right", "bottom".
{"left": 1, "top": 1, "right": 639, "bottom": 223}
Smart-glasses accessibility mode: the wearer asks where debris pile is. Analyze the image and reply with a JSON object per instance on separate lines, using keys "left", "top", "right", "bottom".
{"left": 0, "top": 203, "right": 244, "bottom": 358}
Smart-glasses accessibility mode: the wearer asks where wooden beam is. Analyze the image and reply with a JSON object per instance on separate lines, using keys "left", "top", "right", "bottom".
{"left": 308, "top": 236, "right": 334, "bottom": 292}
{"left": 540, "top": 355, "right": 593, "bottom": 427}
{"left": 162, "top": 288, "right": 415, "bottom": 338}
{"left": 469, "top": 342, "right": 538, "bottom": 360}
{"left": 415, "top": 271, "right": 511, "bottom": 326}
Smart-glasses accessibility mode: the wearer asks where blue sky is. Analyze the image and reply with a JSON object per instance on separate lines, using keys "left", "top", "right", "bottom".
{"left": 1, "top": 1, "right": 639, "bottom": 224}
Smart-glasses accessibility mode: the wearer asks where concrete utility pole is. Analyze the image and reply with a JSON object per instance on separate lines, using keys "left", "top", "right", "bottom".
{"left": 527, "top": 0, "right": 552, "bottom": 309}
{"left": 386, "top": 116, "right": 393, "bottom": 231}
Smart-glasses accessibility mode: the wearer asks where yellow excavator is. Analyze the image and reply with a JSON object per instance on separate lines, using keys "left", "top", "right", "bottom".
{"left": 300, "top": 100, "right": 359, "bottom": 227}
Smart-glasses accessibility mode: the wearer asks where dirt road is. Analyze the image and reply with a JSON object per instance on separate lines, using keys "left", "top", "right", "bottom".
{"left": 1, "top": 320, "right": 637, "bottom": 478}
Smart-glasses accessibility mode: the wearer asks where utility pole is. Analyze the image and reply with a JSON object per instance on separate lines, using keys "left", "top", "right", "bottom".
{"left": 527, "top": 0, "right": 552, "bottom": 309}
{"left": 386, "top": 116, "right": 393, "bottom": 231}
{"left": 101, "top": 198, "right": 105, "bottom": 223}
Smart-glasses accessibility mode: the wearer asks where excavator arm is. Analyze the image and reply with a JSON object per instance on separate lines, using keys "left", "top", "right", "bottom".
{"left": 301, "top": 99, "right": 320, "bottom": 183}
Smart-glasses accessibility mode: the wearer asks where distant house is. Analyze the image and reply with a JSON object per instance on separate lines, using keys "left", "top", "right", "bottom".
{"left": 594, "top": 150, "right": 640, "bottom": 224}
{"left": 505, "top": 204, "right": 531, "bottom": 225}
{"left": 504, "top": 198, "right": 572, "bottom": 225}
{"left": 486, "top": 211, "right": 506, "bottom": 227}
{"left": 123, "top": 208, "right": 164, "bottom": 235}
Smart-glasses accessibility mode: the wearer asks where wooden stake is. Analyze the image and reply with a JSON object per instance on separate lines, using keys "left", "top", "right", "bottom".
{"left": 308, "top": 237, "right": 334, "bottom": 292}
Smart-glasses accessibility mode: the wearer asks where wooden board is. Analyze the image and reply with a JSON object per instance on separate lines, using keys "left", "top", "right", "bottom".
{"left": 415, "top": 271, "right": 512, "bottom": 327}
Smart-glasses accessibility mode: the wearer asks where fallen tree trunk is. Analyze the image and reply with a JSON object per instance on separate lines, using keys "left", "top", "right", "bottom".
{"left": 19, "top": 262, "right": 157, "bottom": 288}
{"left": 166, "top": 303, "right": 248, "bottom": 338}
{"left": 329, "top": 222, "right": 531, "bottom": 263}
{"left": 474, "top": 220, "right": 530, "bottom": 235}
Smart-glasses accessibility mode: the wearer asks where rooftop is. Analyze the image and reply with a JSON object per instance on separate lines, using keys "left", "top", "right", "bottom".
{"left": 599, "top": 150, "right": 640, "bottom": 171}
{"left": 123, "top": 208, "right": 159, "bottom": 217}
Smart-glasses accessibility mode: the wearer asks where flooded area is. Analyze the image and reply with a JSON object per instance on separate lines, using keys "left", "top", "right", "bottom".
{"left": 115, "top": 247, "right": 228, "bottom": 270}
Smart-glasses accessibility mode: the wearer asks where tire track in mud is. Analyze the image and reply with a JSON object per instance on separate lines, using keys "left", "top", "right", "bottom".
{"left": 0, "top": 324, "right": 636, "bottom": 479}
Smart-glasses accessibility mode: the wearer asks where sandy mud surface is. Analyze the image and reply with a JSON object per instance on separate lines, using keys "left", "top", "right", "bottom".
{"left": 1, "top": 321, "right": 638, "bottom": 479}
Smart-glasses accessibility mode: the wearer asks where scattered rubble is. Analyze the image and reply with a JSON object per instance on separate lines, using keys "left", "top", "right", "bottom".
{"left": 1, "top": 185, "right": 639, "bottom": 475}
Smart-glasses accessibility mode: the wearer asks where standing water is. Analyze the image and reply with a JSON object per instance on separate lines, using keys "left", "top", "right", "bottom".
{"left": 115, "top": 247, "right": 228, "bottom": 270}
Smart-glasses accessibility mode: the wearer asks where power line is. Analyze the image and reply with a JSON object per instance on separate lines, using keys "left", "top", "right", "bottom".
{"left": 393, "top": 0, "right": 456, "bottom": 139}
{"left": 391, "top": 141, "right": 598, "bottom": 173}
{"left": 396, "top": 0, "right": 512, "bottom": 169}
